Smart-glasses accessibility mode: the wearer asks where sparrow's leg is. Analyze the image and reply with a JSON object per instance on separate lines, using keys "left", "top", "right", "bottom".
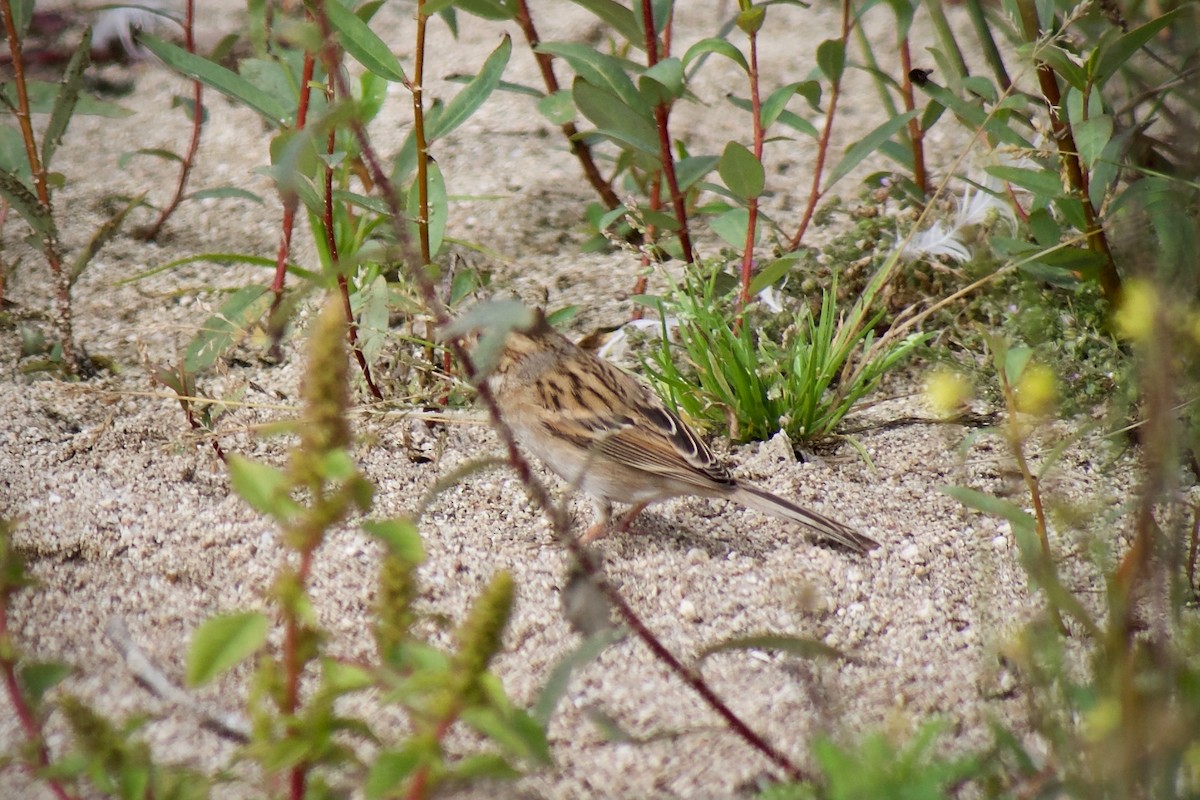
{"left": 580, "top": 497, "right": 613, "bottom": 544}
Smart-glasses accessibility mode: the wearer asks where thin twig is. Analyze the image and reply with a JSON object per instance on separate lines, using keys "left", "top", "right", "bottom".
{"left": 269, "top": 50, "right": 317, "bottom": 317}
{"left": 510, "top": 0, "right": 620, "bottom": 210}
{"left": 319, "top": 67, "right": 382, "bottom": 399}
{"left": 142, "top": 0, "right": 201, "bottom": 241}
{"left": 738, "top": 24, "right": 763, "bottom": 307}
{"left": 787, "top": 0, "right": 851, "bottom": 250}
{"left": 640, "top": 0, "right": 694, "bottom": 264}
{"left": 103, "top": 617, "right": 249, "bottom": 743}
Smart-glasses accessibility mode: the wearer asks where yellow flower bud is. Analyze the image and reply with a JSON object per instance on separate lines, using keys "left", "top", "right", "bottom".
{"left": 924, "top": 369, "right": 972, "bottom": 417}
{"left": 1014, "top": 363, "right": 1058, "bottom": 415}
{"left": 1113, "top": 280, "right": 1156, "bottom": 342}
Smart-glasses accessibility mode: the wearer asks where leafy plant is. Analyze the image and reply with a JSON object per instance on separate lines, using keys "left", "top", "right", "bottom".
{"left": 760, "top": 721, "right": 982, "bottom": 800}
{"left": 641, "top": 264, "right": 926, "bottom": 443}
{"left": 0, "top": 8, "right": 137, "bottom": 375}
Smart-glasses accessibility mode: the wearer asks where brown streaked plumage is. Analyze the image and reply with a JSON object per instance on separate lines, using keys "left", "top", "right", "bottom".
{"left": 484, "top": 309, "right": 879, "bottom": 554}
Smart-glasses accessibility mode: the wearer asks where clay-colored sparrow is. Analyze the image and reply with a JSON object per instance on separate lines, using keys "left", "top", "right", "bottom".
{"left": 478, "top": 308, "right": 878, "bottom": 554}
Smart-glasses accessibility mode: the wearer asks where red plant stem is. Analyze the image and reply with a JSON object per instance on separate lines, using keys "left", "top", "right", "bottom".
{"left": 404, "top": 710, "right": 457, "bottom": 800}
{"left": 0, "top": 0, "right": 76, "bottom": 373}
{"left": 270, "top": 50, "right": 317, "bottom": 311}
{"left": 144, "top": 0, "right": 202, "bottom": 240}
{"left": 511, "top": 0, "right": 621, "bottom": 210}
{"left": 320, "top": 74, "right": 383, "bottom": 399}
{"left": 739, "top": 29, "right": 764, "bottom": 307}
{"left": 788, "top": 0, "right": 852, "bottom": 251}
{"left": 897, "top": 38, "right": 927, "bottom": 197}
{"left": 283, "top": 544, "right": 315, "bottom": 800}
{"left": 0, "top": 597, "right": 78, "bottom": 800}
{"left": 639, "top": 0, "right": 694, "bottom": 264}
{"left": 309, "top": 4, "right": 804, "bottom": 779}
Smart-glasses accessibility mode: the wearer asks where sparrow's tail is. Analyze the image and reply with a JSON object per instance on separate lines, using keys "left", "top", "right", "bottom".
{"left": 731, "top": 486, "right": 879, "bottom": 554}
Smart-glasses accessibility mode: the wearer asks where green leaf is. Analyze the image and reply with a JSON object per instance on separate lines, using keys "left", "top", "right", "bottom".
{"left": 985, "top": 164, "right": 1063, "bottom": 198}
{"left": 940, "top": 485, "right": 1035, "bottom": 533}
{"left": 138, "top": 34, "right": 291, "bottom": 127}
{"left": 461, "top": 706, "right": 552, "bottom": 765}
{"left": 324, "top": 0, "right": 407, "bottom": 82}
{"left": 228, "top": 455, "right": 293, "bottom": 518}
{"left": 0, "top": 126, "right": 30, "bottom": 180}
{"left": 674, "top": 154, "right": 719, "bottom": 191}
{"left": 0, "top": 81, "right": 130, "bottom": 118}
{"left": 407, "top": 158, "right": 448, "bottom": 258}
{"left": 638, "top": 57, "right": 684, "bottom": 106}
{"left": 20, "top": 662, "right": 72, "bottom": 706}
{"left": 535, "top": 42, "right": 647, "bottom": 114}
{"left": 825, "top": 110, "right": 918, "bottom": 187}
{"left": 1035, "top": 44, "right": 1086, "bottom": 91}
{"left": 709, "top": 207, "right": 752, "bottom": 248}
{"left": 1094, "top": 7, "right": 1183, "bottom": 85}
{"left": 816, "top": 39, "right": 845, "bottom": 83}
{"left": 533, "top": 629, "right": 622, "bottom": 725}
{"left": 737, "top": 5, "right": 766, "bottom": 34}
{"left": 1072, "top": 114, "right": 1112, "bottom": 169}
{"left": 187, "top": 612, "right": 269, "bottom": 686}
{"left": 445, "top": 753, "right": 520, "bottom": 781}
{"left": 71, "top": 192, "right": 146, "bottom": 285}
{"left": 569, "top": 0, "right": 642, "bottom": 45}
{"left": 572, "top": 78, "right": 660, "bottom": 157}
{"left": 0, "top": 167, "right": 56, "bottom": 242}
{"left": 41, "top": 28, "right": 91, "bottom": 168}
{"left": 365, "top": 747, "right": 423, "bottom": 799}
{"left": 9, "top": 0, "right": 33, "bottom": 37}
{"left": 761, "top": 81, "right": 818, "bottom": 129}
{"left": 363, "top": 518, "right": 426, "bottom": 563}
{"left": 427, "top": 35, "right": 511, "bottom": 142}
{"left": 682, "top": 37, "right": 748, "bottom": 72}
{"left": 187, "top": 186, "right": 266, "bottom": 204}
{"left": 536, "top": 89, "right": 575, "bottom": 125}
{"left": 718, "top": 141, "right": 764, "bottom": 200}
{"left": 118, "top": 148, "right": 184, "bottom": 169}
{"left": 748, "top": 252, "right": 802, "bottom": 295}
{"left": 453, "top": 0, "right": 516, "bottom": 19}
{"left": 183, "top": 285, "right": 272, "bottom": 373}
{"left": 699, "top": 633, "right": 854, "bottom": 662}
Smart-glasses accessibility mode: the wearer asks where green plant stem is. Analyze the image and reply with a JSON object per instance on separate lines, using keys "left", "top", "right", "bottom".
{"left": 897, "top": 38, "right": 928, "bottom": 197}
{"left": 0, "top": 0, "right": 76, "bottom": 374}
{"left": 310, "top": 3, "right": 805, "bottom": 779}
{"left": 639, "top": 0, "right": 694, "bottom": 263}
{"left": 511, "top": 0, "right": 621, "bottom": 210}
{"left": 413, "top": 0, "right": 432, "bottom": 266}
{"left": 788, "top": 0, "right": 851, "bottom": 250}
{"left": 1015, "top": 0, "right": 1121, "bottom": 303}
{"left": 143, "top": 0, "right": 201, "bottom": 241}
{"left": 738, "top": 28, "right": 763, "bottom": 307}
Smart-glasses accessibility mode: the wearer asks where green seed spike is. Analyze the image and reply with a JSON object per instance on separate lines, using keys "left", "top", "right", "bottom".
{"left": 452, "top": 571, "right": 515, "bottom": 702}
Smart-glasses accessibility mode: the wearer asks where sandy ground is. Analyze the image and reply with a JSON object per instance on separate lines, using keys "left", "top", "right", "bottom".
{"left": 0, "top": 2, "right": 1142, "bottom": 798}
